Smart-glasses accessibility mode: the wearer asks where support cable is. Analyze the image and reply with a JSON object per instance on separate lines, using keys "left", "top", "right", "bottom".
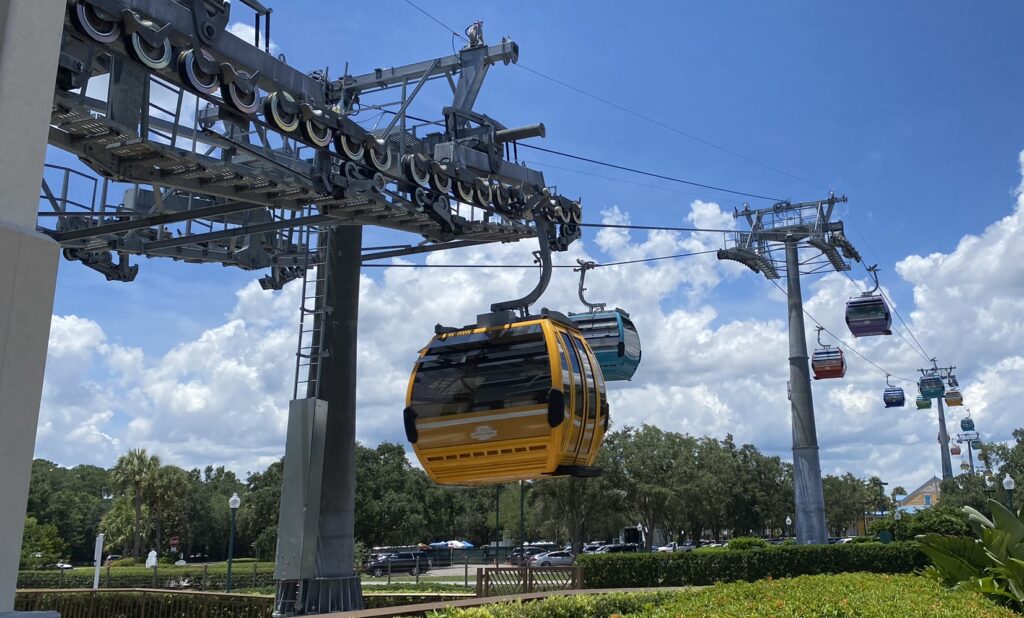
{"left": 403, "top": 0, "right": 467, "bottom": 41}
{"left": 767, "top": 279, "right": 916, "bottom": 384}
{"left": 376, "top": 110, "right": 788, "bottom": 203}
{"left": 361, "top": 248, "right": 719, "bottom": 268}
{"left": 517, "top": 143, "right": 784, "bottom": 202}
{"left": 515, "top": 64, "right": 825, "bottom": 190}
{"left": 879, "top": 287, "right": 932, "bottom": 363}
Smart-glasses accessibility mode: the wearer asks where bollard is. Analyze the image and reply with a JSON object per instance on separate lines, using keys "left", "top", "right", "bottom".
{"left": 153, "top": 563, "right": 158, "bottom": 588}
{"left": 202, "top": 563, "right": 208, "bottom": 591}
{"left": 105, "top": 565, "right": 110, "bottom": 588}
{"left": 387, "top": 558, "right": 391, "bottom": 584}
{"left": 59, "top": 568, "right": 64, "bottom": 588}
{"left": 252, "top": 561, "right": 257, "bottom": 588}
{"left": 464, "top": 554, "right": 469, "bottom": 587}
{"left": 415, "top": 556, "right": 420, "bottom": 584}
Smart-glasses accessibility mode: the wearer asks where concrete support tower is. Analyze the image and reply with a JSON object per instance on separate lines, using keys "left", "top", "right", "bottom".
{"left": 784, "top": 241, "right": 828, "bottom": 544}
{"left": 0, "top": 1, "right": 66, "bottom": 613}
{"left": 718, "top": 193, "right": 861, "bottom": 545}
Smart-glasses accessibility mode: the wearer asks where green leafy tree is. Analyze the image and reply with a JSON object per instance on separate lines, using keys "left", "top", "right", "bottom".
{"left": 111, "top": 449, "right": 160, "bottom": 558}
{"left": 355, "top": 442, "right": 432, "bottom": 546}
{"left": 238, "top": 460, "right": 283, "bottom": 560}
{"left": 147, "top": 465, "right": 191, "bottom": 556}
{"left": 940, "top": 473, "right": 993, "bottom": 513}
{"left": 20, "top": 516, "right": 66, "bottom": 569}
{"left": 822, "top": 473, "right": 870, "bottom": 537}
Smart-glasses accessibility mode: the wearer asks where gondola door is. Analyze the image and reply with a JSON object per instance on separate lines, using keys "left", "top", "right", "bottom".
{"left": 558, "top": 331, "right": 588, "bottom": 465}
{"left": 554, "top": 331, "right": 580, "bottom": 466}
{"left": 574, "top": 333, "right": 599, "bottom": 462}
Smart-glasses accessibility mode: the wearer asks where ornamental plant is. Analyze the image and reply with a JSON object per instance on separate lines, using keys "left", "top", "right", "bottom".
{"left": 917, "top": 499, "right": 1024, "bottom": 611}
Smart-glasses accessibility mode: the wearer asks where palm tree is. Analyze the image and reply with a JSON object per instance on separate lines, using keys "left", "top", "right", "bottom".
{"left": 111, "top": 449, "right": 160, "bottom": 558}
{"left": 148, "top": 465, "right": 189, "bottom": 556}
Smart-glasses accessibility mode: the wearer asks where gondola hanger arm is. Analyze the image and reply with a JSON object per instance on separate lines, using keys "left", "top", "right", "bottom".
{"left": 574, "top": 259, "right": 606, "bottom": 313}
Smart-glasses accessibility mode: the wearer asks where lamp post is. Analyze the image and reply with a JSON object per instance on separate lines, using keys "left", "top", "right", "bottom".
{"left": 1003, "top": 475, "right": 1016, "bottom": 511}
{"left": 226, "top": 492, "right": 240, "bottom": 592}
{"left": 785, "top": 516, "right": 792, "bottom": 539}
{"left": 893, "top": 508, "right": 902, "bottom": 542}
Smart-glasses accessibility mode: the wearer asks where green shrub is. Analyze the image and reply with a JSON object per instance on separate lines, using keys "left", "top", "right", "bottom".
{"left": 429, "top": 573, "right": 1015, "bottom": 617}
{"left": 15, "top": 590, "right": 273, "bottom": 617}
{"left": 850, "top": 536, "right": 878, "bottom": 544}
{"left": 725, "top": 537, "right": 767, "bottom": 551}
{"left": 577, "top": 542, "right": 928, "bottom": 588}
{"left": 918, "top": 499, "right": 1024, "bottom": 612}
{"left": 18, "top": 562, "right": 277, "bottom": 590}
{"left": 108, "top": 557, "right": 140, "bottom": 567}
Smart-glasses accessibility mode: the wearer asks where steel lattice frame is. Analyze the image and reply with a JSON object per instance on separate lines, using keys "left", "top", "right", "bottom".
{"left": 43, "top": 0, "right": 582, "bottom": 287}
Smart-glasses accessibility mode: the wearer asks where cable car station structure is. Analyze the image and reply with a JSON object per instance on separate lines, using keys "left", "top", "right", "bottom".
{"left": 1, "top": 0, "right": 581, "bottom": 613}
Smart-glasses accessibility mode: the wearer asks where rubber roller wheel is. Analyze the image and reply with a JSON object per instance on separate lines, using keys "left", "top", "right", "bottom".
{"left": 128, "top": 29, "right": 173, "bottom": 71}
{"left": 455, "top": 180, "right": 475, "bottom": 204}
{"left": 414, "top": 187, "right": 429, "bottom": 207}
{"left": 221, "top": 77, "right": 259, "bottom": 116}
{"left": 570, "top": 201, "right": 583, "bottom": 224}
{"left": 335, "top": 133, "right": 365, "bottom": 161}
{"left": 367, "top": 144, "right": 392, "bottom": 172}
{"left": 178, "top": 49, "right": 219, "bottom": 95}
{"left": 494, "top": 185, "right": 510, "bottom": 211}
{"left": 264, "top": 91, "right": 300, "bottom": 133}
{"left": 407, "top": 156, "right": 431, "bottom": 188}
{"left": 71, "top": 3, "right": 122, "bottom": 44}
{"left": 430, "top": 170, "right": 452, "bottom": 194}
{"left": 474, "top": 182, "right": 494, "bottom": 207}
{"left": 301, "top": 117, "right": 333, "bottom": 149}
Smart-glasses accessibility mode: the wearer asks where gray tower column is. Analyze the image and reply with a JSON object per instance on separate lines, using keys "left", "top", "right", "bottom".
{"left": 784, "top": 241, "right": 828, "bottom": 544}
{"left": 313, "top": 225, "right": 362, "bottom": 592}
{"left": 274, "top": 226, "right": 363, "bottom": 615}
{"left": 0, "top": 1, "right": 66, "bottom": 612}
{"left": 936, "top": 398, "right": 953, "bottom": 480}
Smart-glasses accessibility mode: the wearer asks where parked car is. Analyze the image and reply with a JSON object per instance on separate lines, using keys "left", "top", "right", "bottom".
{"left": 528, "top": 551, "right": 575, "bottom": 567}
{"left": 656, "top": 542, "right": 693, "bottom": 553}
{"left": 363, "top": 551, "right": 431, "bottom": 577}
{"left": 835, "top": 537, "right": 855, "bottom": 544}
{"left": 104, "top": 554, "right": 122, "bottom": 566}
{"left": 55, "top": 562, "right": 74, "bottom": 570}
{"left": 506, "top": 546, "right": 546, "bottom": 565}
{"left": 581, "top": 543, "right": 605, "bottom": 554}
{"left": 594, "top": 543, "right": 639, "bottom": 554}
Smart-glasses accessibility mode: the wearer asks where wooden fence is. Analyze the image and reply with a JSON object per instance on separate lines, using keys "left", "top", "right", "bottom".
{"left": 475, "top": 566, "right": 582, "bottom": 597}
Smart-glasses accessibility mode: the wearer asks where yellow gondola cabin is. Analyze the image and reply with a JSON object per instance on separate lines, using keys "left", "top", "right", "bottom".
{"left": 403, "top": 311, "right": 608, "bottom": 485}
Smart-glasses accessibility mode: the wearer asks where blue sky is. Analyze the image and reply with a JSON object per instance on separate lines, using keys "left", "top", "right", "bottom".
{"left": 38, "top": 1, "right": 1024, "bottom": 490}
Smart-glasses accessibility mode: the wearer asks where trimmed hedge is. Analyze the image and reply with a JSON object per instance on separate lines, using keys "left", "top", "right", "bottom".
{"left": 430, "top": 573, "right": 1016, "bottom": 617}
{"left": 15, "top": 590, "right": 273, "bottom": 617}
{"left": 725, "top": 536, "right": 767, "bottom": 551}
{"left": 577, "top": 542, "right": 928, "bottom": 588}
{"left": 17, "top": 562, "right": 276, "bottom": 590}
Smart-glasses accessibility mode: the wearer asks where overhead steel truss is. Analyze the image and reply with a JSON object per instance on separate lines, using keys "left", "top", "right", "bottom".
{"left": 41, "top": 0, "right": 582, "bottom": 286}
{"left": 717, "top": 192, "right": 860, "bottom": 278}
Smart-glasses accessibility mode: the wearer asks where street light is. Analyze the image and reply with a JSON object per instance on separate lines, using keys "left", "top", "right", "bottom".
{"left": 785, "top": 516, "right": 792, "bottom": 539}
{"left": 1003, "top": 474, "right": 1016, "bottom": 511}
{"left": 226, "top": 492, "right": 240, "bottom": 592}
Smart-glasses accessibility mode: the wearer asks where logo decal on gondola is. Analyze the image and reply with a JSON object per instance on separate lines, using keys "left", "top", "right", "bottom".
{"left": 470, "top": 425, "right": 498, "bottom": 441}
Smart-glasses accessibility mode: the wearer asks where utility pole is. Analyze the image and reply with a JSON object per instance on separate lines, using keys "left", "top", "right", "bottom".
{"left": 719, "top": 192, "right": 861, "bottom": 545}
